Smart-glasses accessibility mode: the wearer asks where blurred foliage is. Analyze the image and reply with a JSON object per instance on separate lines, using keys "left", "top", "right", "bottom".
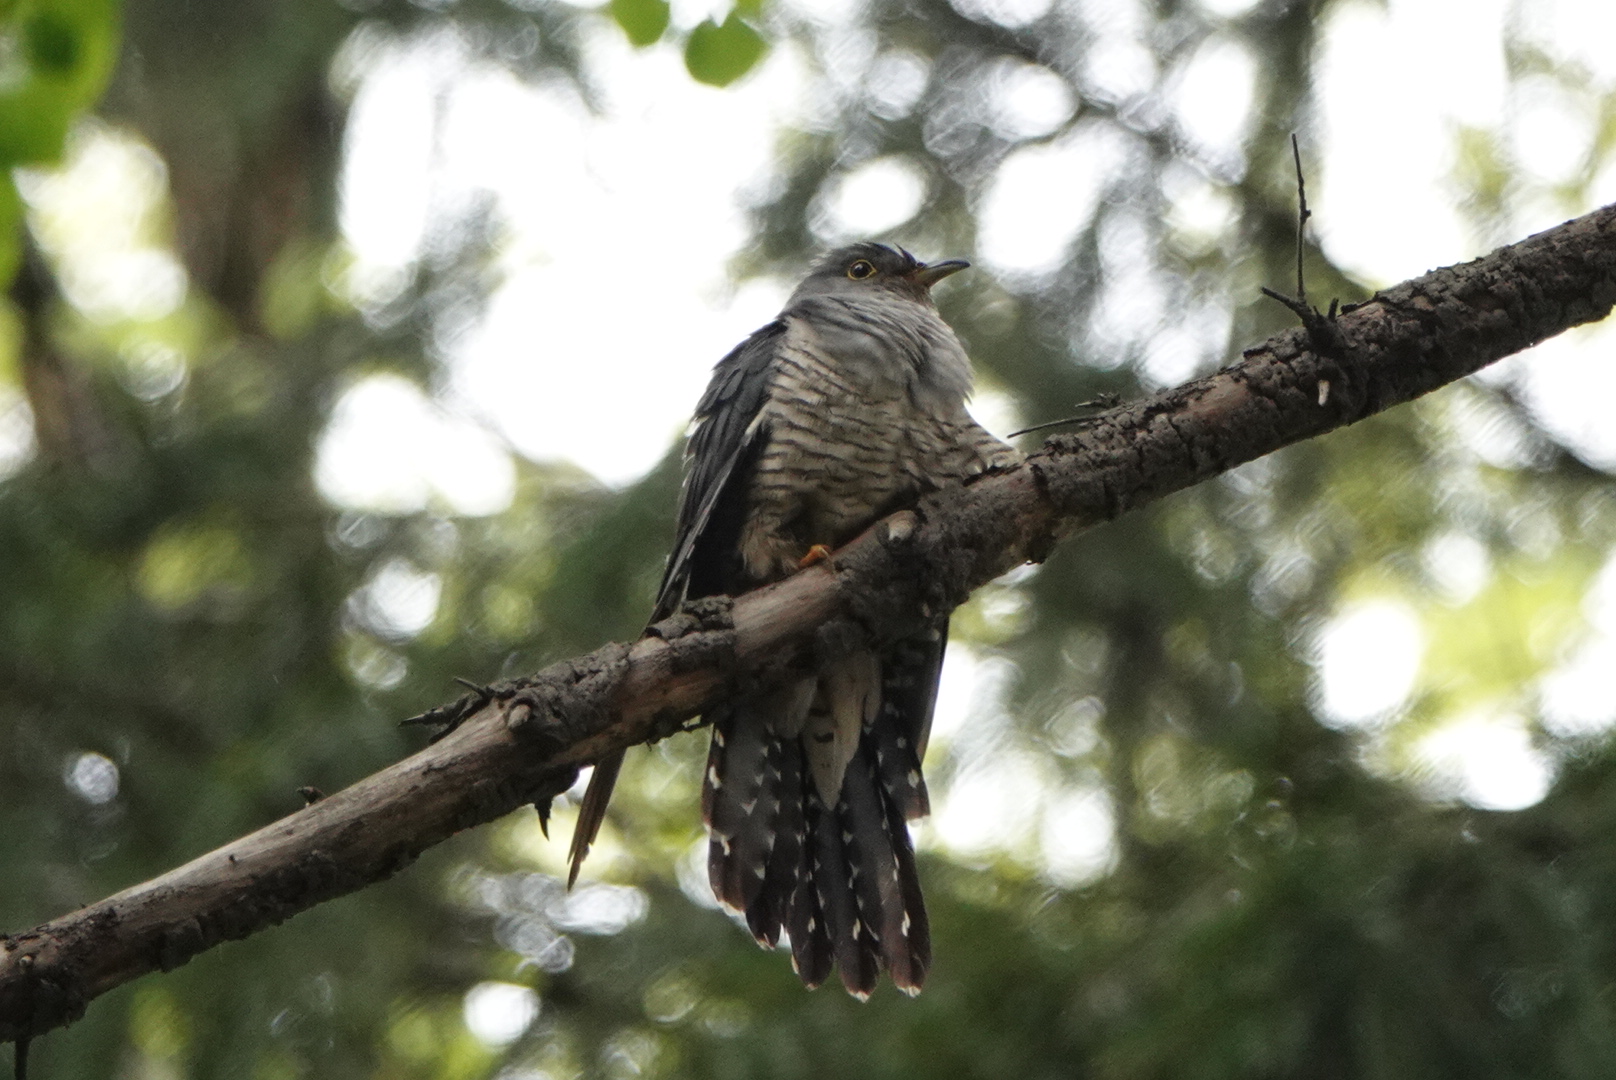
{"left": 0, "top": 0, "right": 120, "bottom": 287}
{"left": 608, "top": 0, "right": 766, "bottom": 86}
{"left": 3, "top": 0, "right": 1616, "bottom": 1078}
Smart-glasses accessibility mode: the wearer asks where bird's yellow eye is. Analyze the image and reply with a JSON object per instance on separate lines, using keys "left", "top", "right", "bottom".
{"left": 846, "top": 260, "right": 876, "bottom": 280}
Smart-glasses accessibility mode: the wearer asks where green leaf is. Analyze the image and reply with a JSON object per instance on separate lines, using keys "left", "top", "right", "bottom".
{"left": 683, "top": 13, "right": 767, "bottom": 87}
{"left": 732, "top": 0, "right": 765, "bottom": 16}
{"left": 0, "top": 0, "right": 121, "bottom": 165}
{"left": 609, "top": 0, "right": 668, "bottom": 47}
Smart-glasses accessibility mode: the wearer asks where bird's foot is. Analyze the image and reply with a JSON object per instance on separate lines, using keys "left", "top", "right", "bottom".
{"left": 798, "top": 544, "right": 833, "bottom": 569}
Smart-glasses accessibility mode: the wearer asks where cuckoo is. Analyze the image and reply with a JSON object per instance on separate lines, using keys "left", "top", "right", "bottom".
{"left": 568, "top": 242, "right": 1021, "bottom": 997}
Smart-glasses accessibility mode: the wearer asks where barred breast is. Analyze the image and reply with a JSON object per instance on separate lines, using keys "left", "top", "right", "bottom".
{"left": 737, "top": 313, "right": 1019, "bottom": 584}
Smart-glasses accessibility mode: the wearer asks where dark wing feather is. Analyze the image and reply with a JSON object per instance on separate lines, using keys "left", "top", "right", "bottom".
{"left": 569, "top": 319, "right": 785, "bottom": 885}
{"left": 651, "top": 318, "right": 786, "bottom": 619}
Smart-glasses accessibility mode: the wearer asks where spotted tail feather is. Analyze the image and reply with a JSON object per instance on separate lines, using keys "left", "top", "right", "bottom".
{"left": 746, "top": 736, "right": 805, "bottom": 949}
{"left": 705, "top": 704, "right": 783, "bottom": 913}
{"left": 707, "top": 637, "right": 942, "bottom": 997}
{"left": 785, "top": 782, "right": 833, "bottom": 985}
{"left": 809, "top": 785, "right": 883, "bottom": 997}
{"left": 840, "top": 749, "right": 929, "bottom": 992}
{"left": 872, "top": 621, "right": 948, "bottom": 820}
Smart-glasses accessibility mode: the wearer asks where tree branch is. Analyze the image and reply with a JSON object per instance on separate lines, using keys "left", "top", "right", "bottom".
{"left": 4, "top": 203, "right": 1614, "bottom": 1045}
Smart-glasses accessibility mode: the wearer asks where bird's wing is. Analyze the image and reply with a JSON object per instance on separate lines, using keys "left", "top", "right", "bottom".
{"left": 650, "top": 318, "right": 786, "bottom": 621}
{"left": 569, "top": 318, "right": 785, "bottom": 887}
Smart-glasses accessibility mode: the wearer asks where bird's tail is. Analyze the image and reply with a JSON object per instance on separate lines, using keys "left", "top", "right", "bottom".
{"left": 705, "top": 643, "right": 940, "bottom": 998}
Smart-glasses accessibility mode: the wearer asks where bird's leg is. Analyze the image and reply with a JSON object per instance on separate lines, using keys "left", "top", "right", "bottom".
{"left": 798, "top": 544, "right": 833, "bottom": 569}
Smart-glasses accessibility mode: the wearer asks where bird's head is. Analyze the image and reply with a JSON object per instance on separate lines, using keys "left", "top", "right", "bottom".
{"left": 790, "top": 242, "right": 969, "bottom": 305}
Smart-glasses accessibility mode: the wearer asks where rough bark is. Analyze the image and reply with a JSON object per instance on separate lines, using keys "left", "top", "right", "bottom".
{"left": 3, "top": 203, "right": 1614, "bottom": 1045}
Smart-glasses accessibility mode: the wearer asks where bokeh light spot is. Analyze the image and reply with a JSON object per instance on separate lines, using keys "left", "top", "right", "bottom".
{"left": 462, "top": 981, "right": 539, "bottom": 1047}
{"left": 316, "top": 374, "right": 515, "bottom": 516}
{"left": 1314, "top": 600, "right": 1425, "bottom": 728}
{"left": 64, "top": 751, "right": 119, "bottom": 804}
{"left": 814, "top": 155, "right": 928, "bottom": 240}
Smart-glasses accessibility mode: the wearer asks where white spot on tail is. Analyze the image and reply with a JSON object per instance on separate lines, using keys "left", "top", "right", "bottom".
{"left": 714, "top": 729, "right": 725, "bottom": 748}
{"left": 707, "top": 765, "right": 722, "bottom": 788}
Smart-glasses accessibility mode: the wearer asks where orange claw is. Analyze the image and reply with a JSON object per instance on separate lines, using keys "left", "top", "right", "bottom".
{"left": 798, "top": 544, "right": 833, "bottom": 569}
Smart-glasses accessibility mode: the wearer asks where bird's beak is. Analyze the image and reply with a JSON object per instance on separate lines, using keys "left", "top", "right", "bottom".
{"left": 912, "top": 259, "right": 970, "bottom": 288}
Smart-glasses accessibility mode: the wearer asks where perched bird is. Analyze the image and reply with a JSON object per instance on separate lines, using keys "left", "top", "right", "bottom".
{"left": 569, "top": 243, "right": 1021, "bottom": 997}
